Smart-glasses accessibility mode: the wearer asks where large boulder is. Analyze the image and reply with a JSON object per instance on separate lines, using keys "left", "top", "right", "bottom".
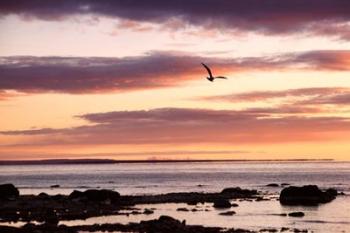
{"left": 69, "top": 189, "right": 120, "bottom": 203}
{"left": 280, "top": 185, "right": 337, "bottom": 205}
{"left": 0, "top": 183, "right": 19, "bottom": 200}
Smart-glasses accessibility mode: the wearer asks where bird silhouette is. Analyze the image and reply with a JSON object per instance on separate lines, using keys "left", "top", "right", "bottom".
{"left": 201, "top": 63, "right": 227, "bottom": 82}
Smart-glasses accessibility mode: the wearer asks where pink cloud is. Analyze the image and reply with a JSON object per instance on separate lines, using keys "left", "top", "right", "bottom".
{"left": 2, "top": 107, "right": 350, "bottom": 146}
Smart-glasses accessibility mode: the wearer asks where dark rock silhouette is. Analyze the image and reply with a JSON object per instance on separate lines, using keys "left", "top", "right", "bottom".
{"left": 0, "top": 184, "right": 260, "bottom": 225}
{"left": 44, "top": 208, "right": 59, "bottom": 226}
{"left": 177, "top": 207, "right": 190, "bottom": 212}
{"left": 213, "top": 199, "right": 231, "bottom": 208}
{"left": 281, "top": 183, "right": 290, "bottom": 186}
{"left": 186, "top": 200, "right": 199, "bottom": 205}
{"left": 288, "top": 212, "right": 305, "bottom": 217}
{"left": 280, "top": 185, "right": 337, "bottom": 205}
{"left": 325, "top": 188, "right": 338, "bottom": 196}
{"left": 266, "top": 183, "right": 279, "bottom": 187}
{"left": 38, "top": 192, "right": 50, "bottom": 199}
{"left": 221, "top": 187, "right": 258, "bottom": 196}
{"left": 69, "top": 189, "right": 120, "bottom": 203}
{"left": 143, "top": 208, "right": 154, "bottom": 215}
{"left": 1, "top": 215, "right": 259, "bottom": 233}
{"left": 0, "top": 183, "right": 19, "bottom": 200}
{"left": 219, "top": 210, "right": 236, "bottom": 216}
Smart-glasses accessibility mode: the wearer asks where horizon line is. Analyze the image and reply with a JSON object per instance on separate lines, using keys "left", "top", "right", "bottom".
{"left": 0, "top": 158, "right": 337, "bottom": 165}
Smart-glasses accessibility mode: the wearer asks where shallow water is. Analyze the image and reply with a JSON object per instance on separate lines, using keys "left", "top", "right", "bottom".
{"left": 0, "top": 161, "right": 349, "bottom": 195}
{"left": 0, "top": 161, "right": 349, "bottom": 232}
{"left": 58, "top": 196, "right": 350, "bottom": 233}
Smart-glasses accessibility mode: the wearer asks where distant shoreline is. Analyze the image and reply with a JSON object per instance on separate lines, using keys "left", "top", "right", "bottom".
{"left": 0, "top": 158, "right": 334, "bottom": 165}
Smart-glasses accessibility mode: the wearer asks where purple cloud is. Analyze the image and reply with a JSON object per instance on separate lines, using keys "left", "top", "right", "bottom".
{"left": 1, "top": 0, "right": 350, "bottom": 38}
{"left": 1, "top": 51, "right": 349, "bottom": 95}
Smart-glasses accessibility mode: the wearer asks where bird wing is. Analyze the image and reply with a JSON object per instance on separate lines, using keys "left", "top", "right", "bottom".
{"left": 215, "top": 76, "right": 228, "bottom": 79}
{"left": 201, "top": 63, "right": 213, "bottom": 77}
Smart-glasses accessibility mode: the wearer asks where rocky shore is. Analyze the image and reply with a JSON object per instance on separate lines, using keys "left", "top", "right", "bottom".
{"left": 0, "top": 183, "right": 340, "bottom": 233}
{"left": 0, "top": 184, "right": 259, "bottom": 223}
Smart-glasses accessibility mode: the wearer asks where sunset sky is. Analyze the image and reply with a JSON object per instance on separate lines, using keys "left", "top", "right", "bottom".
{"left": 1, "top": 0, "right": 350, "bottom": 161}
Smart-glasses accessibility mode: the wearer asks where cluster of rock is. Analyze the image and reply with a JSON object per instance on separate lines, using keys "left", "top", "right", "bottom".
{"left": 0, "top": 183, "right": 342, "bottom": 233}
{"left": 0, "top": 215, "right": 256, "bottom": 233}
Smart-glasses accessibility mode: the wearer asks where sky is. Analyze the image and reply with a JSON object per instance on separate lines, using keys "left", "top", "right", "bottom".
{"left": 0, "top": 0, "right": 350, "bottom": 161}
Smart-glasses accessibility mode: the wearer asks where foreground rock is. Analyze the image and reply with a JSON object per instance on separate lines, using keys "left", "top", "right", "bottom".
{"left": 0, "top": 185, "right": 260, "bottom": 223}
{"left": 280, "top": 185, "right": 337, "bottom": 205}
{"left": 69, "top": 189, "right": 120, "bottom": 203}
{"left": 0, "top": 184, "right": 19, "bottom": 200}
{"left": 0, "top": 216, "right": 256, "bottom": 233}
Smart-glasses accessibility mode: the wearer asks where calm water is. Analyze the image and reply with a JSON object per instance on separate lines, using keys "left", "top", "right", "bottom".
{"left": 0, "top": 161, "right": 349, "bottom": 232}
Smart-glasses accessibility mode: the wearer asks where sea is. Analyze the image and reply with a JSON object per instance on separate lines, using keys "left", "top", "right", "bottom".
{"left": 0, "top": 161, "right": 349, "bottom": 232}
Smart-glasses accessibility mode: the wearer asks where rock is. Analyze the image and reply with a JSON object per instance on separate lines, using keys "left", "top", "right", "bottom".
{"left": 52, "top": 194, "right": 64, "bottom": 201}
{"left": 293, "top": 229, "right": 308, "bottom": 233}
{"left": 221, "top": 187, "right": 258, "bottom": 196}
{"left": 131, "top": 210, "right": 142, "bottom": 215}
{"left": 213, "top": 199, "right": 231, "bottom": 208}
{"left": 326, "top": 188, "right": 338, "bottom": 196}
{"left": 288, "top": 212, "right": 305, "bottom": 217}
{"left": 50, "top": 184, "right": 60, "bottom": 188}
{"left": 231, "top": 203, "right": 239, "bottom": 207}
{"left": 69, "top": 189, "right": 120, "bottom": 203}
{"left": 260, "top": 228, "right": 278, "bottom": 232}
{"left": 176, "top": 207, "right": 189, "bottom": 212}
{"left": 38, "top": 192, "right": 49, "bottom": 199}
{"left": 255, "top": 197, "right": 269, "bottom": 201}
{"left": 278, "top": 213, "right": 287, "bottom": 216}
{"left": 84, "top": 189, "right": 120, "bottom": 203}
{"left": 0, "top": 183, "right": 19, "bottom": 200}
{"left": 143, "top": 208, "right": 154, "bottom": 215}
{"left": 219, "top": 210, "right": 236, "bottom": 216}
{"left": 266, "top": 183, "right": 279, "bottom": 187}
{"left": 186, "top": 200, "right": 199, "bottom": 205}
{"left": 280, "top": 185, "right": 337, "bottom": 205}
{"left": 69, "top": 190, "right": 83, "bottom": 199}
{"left": 281, "top": 183, "right": 290, "bottom": 186}
{"left": 44, "top": 208, "right": 59, "bottom": 226}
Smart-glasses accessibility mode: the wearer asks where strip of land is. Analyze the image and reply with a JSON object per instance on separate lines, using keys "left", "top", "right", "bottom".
{"left": 0, "top": 158, "right": 333, "bottom": 165}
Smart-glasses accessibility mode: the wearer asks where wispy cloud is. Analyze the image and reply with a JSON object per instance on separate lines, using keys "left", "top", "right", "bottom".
{"left": 200, "top": 87, "right": 350, "bottom": 103}
{"left": 2, "top": 107, "right": 350, "bottom": 146}
{"left": 1, "top": 51, "right": 349, "bottom": 96}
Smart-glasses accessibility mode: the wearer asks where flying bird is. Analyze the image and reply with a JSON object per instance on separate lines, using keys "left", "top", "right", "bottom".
{"left": 201, "top": 63, "right": 228, "bottom": 82}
